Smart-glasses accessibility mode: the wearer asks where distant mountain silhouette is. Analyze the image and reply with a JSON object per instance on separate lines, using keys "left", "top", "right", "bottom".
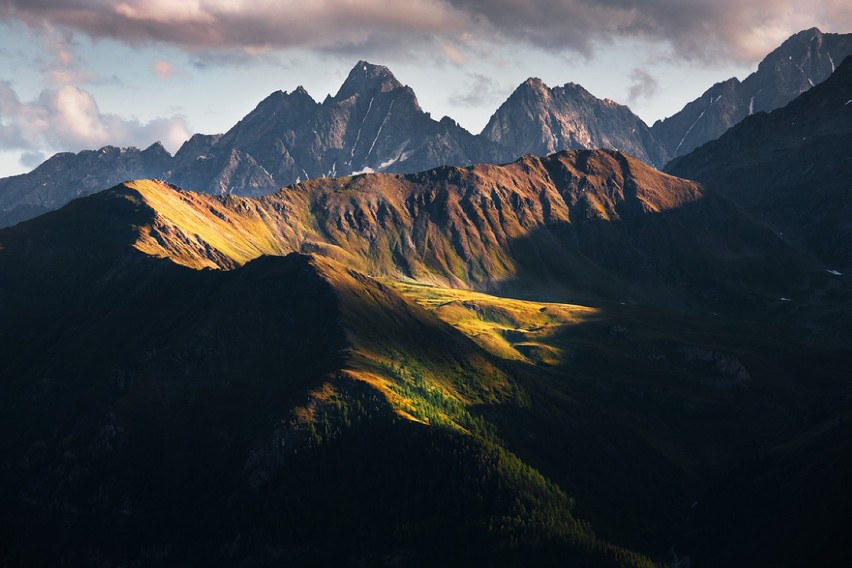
{"left": 654, "top": 28, "right": 852, "bottom": 160}
{"left": 1, "top": 28, "right": 851, "bottom": 230}
{"left": 668, "top": 56, "right": 852, "bottom": 270}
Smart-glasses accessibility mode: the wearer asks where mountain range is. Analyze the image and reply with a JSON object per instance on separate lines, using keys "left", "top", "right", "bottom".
{"left": 667, "top": 53, "right": 852, "bottom": 271}
{"left": 1, "top": 27, "right": 850, "bottom": 229}
{"left": 3, "top": 66, "right": 852, "bottom": 561}
{"left": 2, "top": 23, "right": 852, "bottom": 567}
{"left": 653, "top": 27, "right": 852, "bottom": 159}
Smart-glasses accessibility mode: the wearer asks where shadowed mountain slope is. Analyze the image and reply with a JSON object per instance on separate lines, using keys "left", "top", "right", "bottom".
{"left": 0, "top": 143, "right": 171, "bottom": 228}
{"left": 654, "top": 28, "right": 852, "bottom": 160}
{"left": 2, "top": 143, "right": 851, "bottom": 565}
{"left": 71, "top": 150, "right": 820, "bottom": 312}
{"left": 667, "top": 55, "right": 852, "bottom": 270}
{"left": 482, "top": 78, "right": 667, "bottom": 167}
{"left": 0, "top": 212, "right": 653, "bottom": 566}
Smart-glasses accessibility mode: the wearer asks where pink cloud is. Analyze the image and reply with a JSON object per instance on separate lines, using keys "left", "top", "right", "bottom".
{"left": 0, "top": 82, "right": 191, "bottom": 153}
{"left": 153, "top": 60, "right": 174, "bottom": 77}
{"left": 0, "top": 0, "right": 850, "bottom": 64}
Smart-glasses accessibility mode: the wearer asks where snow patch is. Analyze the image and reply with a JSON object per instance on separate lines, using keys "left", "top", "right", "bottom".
{"left": 828, "top": 52, "right": 836, "bottom": 72}
{"left": 748, "top": 96, "right": 755, "bottom": 115}
{"left": 674, "top": 107, "right": 708, "bottom": 155}
{"left": 352, "top": 166, "right": 375, "bottom": 175}
{"left": 366, "top": 99, "right": 395, "bottom": 158}
{"left": 350, "top": 96, "right": 374, "bottom": 159}
{"left": 379, "top": 148, "right": 411, "bottom": 170}
{"left": 325, "top": 161, "right": 337, "bottom": 178}
{"left": 845, "top": 100, "right": 852, "bottom": 106}
{"left": 827, "top": 269, "right": 843, "bottom": 276}
{"left": 791, "top": 59, "right": 814, "bottom": 86}
{"left": 779, "top": 297, "right": 792, "bottom": 302}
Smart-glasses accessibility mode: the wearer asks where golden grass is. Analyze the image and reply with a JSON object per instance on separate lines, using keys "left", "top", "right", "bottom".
{"left": 341, "top": 369, "right": 429, "bottom": 424}
{"left": 384, "top": 280, "right": 599, "bottom": 365}
{"left": 127, "top": 180, "right": 288, "bottom": 269}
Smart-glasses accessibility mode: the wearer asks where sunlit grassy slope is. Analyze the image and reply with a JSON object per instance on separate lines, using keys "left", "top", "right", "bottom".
{"left": 3, "top": 151, "right": 847, "bottom": 566}
{"left": 116, "top": 146, "right": 819, "bottom": 309}
{"left": 127, "top": 179, "right": 292, "bottom": 269}
{"left": 386, "top": 280, "right": 599, "bottom": 365}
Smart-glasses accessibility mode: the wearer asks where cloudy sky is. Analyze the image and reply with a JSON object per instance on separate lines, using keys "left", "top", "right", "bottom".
{"left": 0, "top": 0, "right": 850, "bottom": 177}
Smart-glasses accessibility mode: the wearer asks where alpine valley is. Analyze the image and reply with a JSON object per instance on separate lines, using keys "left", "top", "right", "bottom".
{"left": 1, "top": 28, "right": 852, "bottom": 568}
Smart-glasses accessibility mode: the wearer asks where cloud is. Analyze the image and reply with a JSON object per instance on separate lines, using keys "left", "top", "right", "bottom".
{"left": 18, "top": 150, "right": 45, "bottom": 168}
{"left": 0, "top": 0, "right": 469, "bottom": 53}
{"left": 442, "top": 43, "right": 467, "bottom": 66}
{"left": 1, "top": 1, "right": 850, "bottom": 64}
{"left": 153, "top": 59, "right": 174, "bottom": 77}
{"left": 626, "top": 68, "right": 658, "bottom": 103}
{"left": 445, "top": 0, "right": 852, "bottom": 63}
{"left": 0, "top": 82, "right": 191, "bottom": 155}
{"left": 33, "top": 28, "right": 93, "bottom": 84}
{"left": 448, "top": 73, "right": 508, "bottom": 108}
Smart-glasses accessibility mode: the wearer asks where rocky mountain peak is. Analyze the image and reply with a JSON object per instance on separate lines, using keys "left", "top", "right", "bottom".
{"left": 522, "top": 76, "right": 548, "bottom": 89}
{"left": 654, "top": 28, "right": 852, "bottom": 163}
{"left": 512, "top": 77, "right": 550, "bottom": 101}
{"left": 335, "top": 60, "right": 404, "bottom": 100}
{"left": 142, "top": 141, "right": 171, "bottom": 157}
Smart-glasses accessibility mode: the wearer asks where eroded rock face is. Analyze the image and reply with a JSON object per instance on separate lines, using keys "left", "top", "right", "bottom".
{"left": 481, "top": 78, "right": 667, "bottom": 168}
{"left": 667, "top": 55, "right": 852, "bottom": 270}
{"left": 654, "top": 28, "right": 852, "bottom": 161}
{"left": 0, "top": 143, "right": 172, "bottom": 228}
{"left": 3, "top": 28, "right": 851, "bottom": 229}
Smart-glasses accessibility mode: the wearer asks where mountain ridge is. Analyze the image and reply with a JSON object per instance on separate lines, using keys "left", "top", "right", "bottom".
{"left": 3, "top": 124, "right": 852, "bottom": 564}
{"left": 6, "top": 148, "right": 820, "bottom": 315}
{"left": 666, "top": 55, "right": 852, "bottom": 270}
{"left": 654, "top": 27, "right": 852, "bottom": 161}
{"left": 2, "top": 28, "right": 851, "bottom": 231}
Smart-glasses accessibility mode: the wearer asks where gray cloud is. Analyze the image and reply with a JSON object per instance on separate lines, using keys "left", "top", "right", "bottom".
{"left": 626, "top": 68, "right": 658, "bottom": 103}
{"left": 447, "top": 0, "right": 852, "bottom": 62}
{"left": 448, "top": 73, "right": 508, "bottom": 108}
{"left": 1, "top": 1, "right": 851, "bottom": 64}
{"left": 0, "top": 81, "right": 191, "bottom": 154}
{"left": 0, "top": 1, "right": 469, "bottom": 54}
{"left": 18, "top": 150, "right": 45, "bottom": 168}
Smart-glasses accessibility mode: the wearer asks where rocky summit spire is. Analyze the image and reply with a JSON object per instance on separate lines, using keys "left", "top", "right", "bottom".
{"left": 335, "top": 60, "right": 404, "bottom": 101}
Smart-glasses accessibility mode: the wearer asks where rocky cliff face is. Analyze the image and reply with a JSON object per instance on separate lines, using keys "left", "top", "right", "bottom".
{"left": 482, "top": 78, "right": 667, "bottom": 167}
{"left": 0, "top": 143, "right": 172, "bottom": 228}
{"left": 654, "top": 28, "right": 852, "bottom": 161}
{"left": 667, "top": 55, "right": 852, "bottom": 270}
{"left": 174, "top": 61, "right": 491, "bottom": 195}
{"left": 3, "top": 28, "right": 852, "bottom": 229}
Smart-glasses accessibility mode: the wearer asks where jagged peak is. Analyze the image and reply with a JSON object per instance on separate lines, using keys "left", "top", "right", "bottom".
{"left": 514, "top": 77, "right": 549, "bottom": 95}
{"left": 143, "top": 141, "right": 169, "bottom": 154}
{"left": 763, "top": 27, "right": 828, "bottom": 66}
{"left": 523, "top": 76, "right": 548, "bottom": 88}
{"left": 335, "top": 60, "right": 403, "bottom": 100}
{"left": 289, "top": 85, "right": 315, "bottom": 101}
{"left": 794, "top": 27, "right": 824, "bottom": 40}
{"left": 556, "top": 81, "right": 595, "bottom": 97}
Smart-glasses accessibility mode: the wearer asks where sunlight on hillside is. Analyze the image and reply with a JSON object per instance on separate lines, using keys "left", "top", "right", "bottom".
{"left": 127, "top": 180, "right": 288, "bottom": 269}
{"left": 386, "top": 280, "right": 600, "bottom": 365}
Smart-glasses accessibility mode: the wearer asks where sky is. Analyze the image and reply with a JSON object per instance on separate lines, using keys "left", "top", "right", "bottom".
{"left": 0, "top": 1, "right": 850, "bottom": 178}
